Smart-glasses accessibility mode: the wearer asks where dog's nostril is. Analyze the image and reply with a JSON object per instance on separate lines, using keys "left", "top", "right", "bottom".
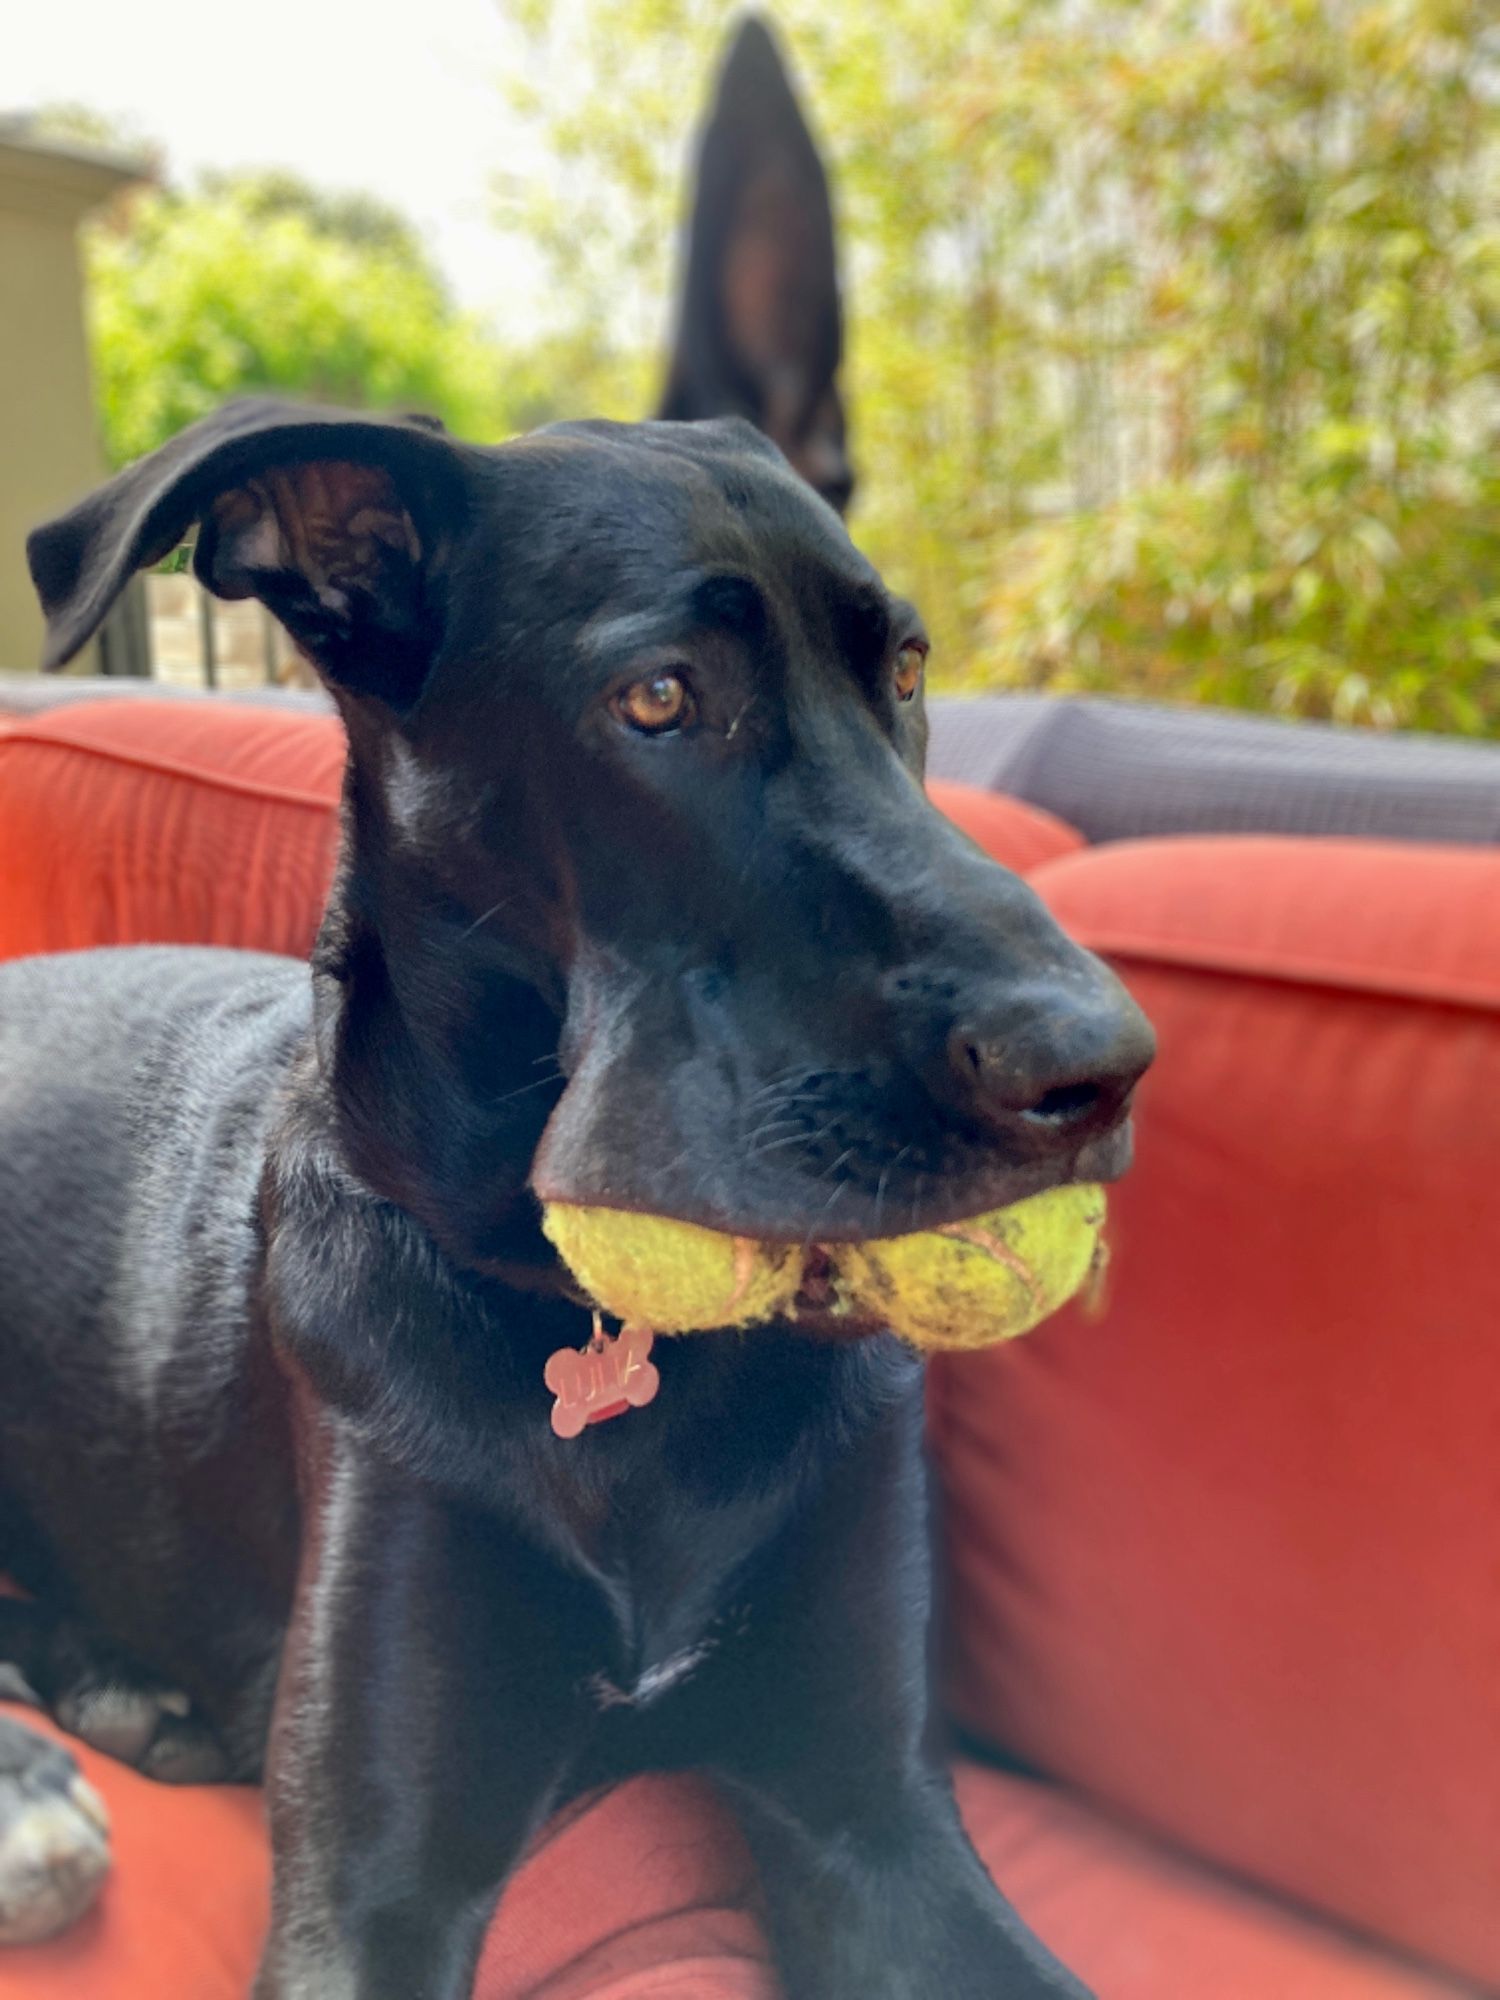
{"left": 945, "top": 1003, "right": 1151, "bottom": 1143}
{"left": 1025, "top": 1080, "right": 1104, "bottom": 1127}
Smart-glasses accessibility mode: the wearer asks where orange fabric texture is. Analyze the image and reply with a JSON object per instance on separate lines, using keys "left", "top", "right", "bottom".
{"left": 0, "top": 1707, "right": 268, "bottom": 2000}
{"left": 1, "top": 1712, "right": 1471, "bottom": 2000}
{"left": 0, "top": 702, "right": 343, "bottom": 963}
{"left": 473, "top": 1775, "right": 772, "bottom": 2000}
{"left": 930, "top": 836, "right": 1500, "bottom": 1989}
{"left": 1033, "top": 833, "right": 1500, "bottom": 1009}
{"left": 955, "top": 1763, "right": 1481, "bottom": 2000}
{"left": 924, "top": 778, "right": 1084, "bottom": 874}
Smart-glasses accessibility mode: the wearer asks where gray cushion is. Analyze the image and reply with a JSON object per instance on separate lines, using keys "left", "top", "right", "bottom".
{"left": 926, "top": 695, "right": 1500, "bottom": 847}
{"left": 0, "top": 674, "right": 330, "bottom": 718}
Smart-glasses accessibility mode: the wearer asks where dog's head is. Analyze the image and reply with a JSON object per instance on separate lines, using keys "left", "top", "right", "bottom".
{"left": 29, "top": 401, "right": 1152, "bottom": 1283}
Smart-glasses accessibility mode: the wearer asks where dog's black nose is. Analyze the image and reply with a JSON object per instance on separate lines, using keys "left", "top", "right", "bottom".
{"left": 946, "top": 979, "right": 1155, "bottom": 1148}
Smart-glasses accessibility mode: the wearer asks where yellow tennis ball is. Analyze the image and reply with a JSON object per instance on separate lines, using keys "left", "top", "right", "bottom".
{"left": 541, "top": 1203, "right": 804, "bottom": 1334}
{"left": 830, "top": 1183, "right": 1106, "bottom": 1352}
{"left": 542, "top": 1185, "right": 1106, "bottom": 1351}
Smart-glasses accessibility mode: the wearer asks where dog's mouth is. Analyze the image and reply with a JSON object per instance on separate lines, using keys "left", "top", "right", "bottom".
{"left": 536, "top": 1109, "right": 1132, "bottom": 1242}
{"left": 540, "top": 1143, "right": 1121, "bottom": 1350}
{"left": 786, "top": 1244, "right": 883, "bottom": 1337}
{"left": 796, "top": 1243, "right": 838, "bottom": 1309}
{"left": 533, "top": 1024, "right": 1138, "bottom": 1245}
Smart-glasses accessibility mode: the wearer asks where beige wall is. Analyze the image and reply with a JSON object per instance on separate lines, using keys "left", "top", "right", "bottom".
{"left": 0, "top": 138, "right": 140, "bottom": 673}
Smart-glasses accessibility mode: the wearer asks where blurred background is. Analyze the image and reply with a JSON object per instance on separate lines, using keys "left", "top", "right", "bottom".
{"left": 4, "top": 0, "right": 1498, "bottom": 731}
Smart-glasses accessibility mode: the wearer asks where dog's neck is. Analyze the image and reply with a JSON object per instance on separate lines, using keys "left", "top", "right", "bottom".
{"left": 308, "top": 744, "right": 570, "bottom": 1284}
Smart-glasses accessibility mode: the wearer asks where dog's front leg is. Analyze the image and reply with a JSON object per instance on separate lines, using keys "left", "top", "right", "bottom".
{"left": 254, "top": 1421, "right": 591, "bottom": 2000}
{"left": 726, "top": 1761, "right": 1090, "bottom": 2000}
{"left": 706, "top": 1393, "right": 1093, "bottom": 2000}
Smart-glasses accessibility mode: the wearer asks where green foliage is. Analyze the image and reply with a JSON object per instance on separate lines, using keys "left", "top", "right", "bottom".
{"left": 503, "top": 0, "right": 1500, "bottom": 735}
{"left": 194, "top": 170, "right": 431, "bottom": 267}
{"left": 74, "top": 4, "right": 1500, "bottom": 732}
{"left": 85, "top": 175, "right": 514, "bottom": 467}
{"left": 986, "top": 467, "right": 1500, "bottom": 735}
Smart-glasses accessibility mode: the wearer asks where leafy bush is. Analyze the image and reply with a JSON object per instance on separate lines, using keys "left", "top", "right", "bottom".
{"left": 86, "top": 177, "right": 513, "bottom": 465}
{"left": 502, "top": 0, "right": 1500, "bottom": 735}
{"left": 76, "top": 2, "right": 1500, "bottom": 734}
{"left": 984, "top": 459, "right": 1500, "bottom": 734}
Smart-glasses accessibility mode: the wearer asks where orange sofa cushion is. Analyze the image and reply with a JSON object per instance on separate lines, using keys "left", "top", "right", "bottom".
{"left": 930, "top": 837, "right": 1500, "bottom": 1989}
{"left": 0, "top": 1709, "right": 269, "bottom": 2000}
{"left": 0, "top": 703, "right": 1077, "bottom": 964}
{"left": 1, "top": 1708, "right": 1473, "bottom": 2000}
{"left": 2, "top": 705, "right": 1486, "bottom": 1993}
{"left": 0, "top": 702, "right": 344, "bottom": 962}
{"left": 925, "top": 778, "right": 1083, "bottom": 874}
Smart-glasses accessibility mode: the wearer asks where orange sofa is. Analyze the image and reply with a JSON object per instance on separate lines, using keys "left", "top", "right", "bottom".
{"left": 0, "top": 697, "right": 1494, "bottom": 2000}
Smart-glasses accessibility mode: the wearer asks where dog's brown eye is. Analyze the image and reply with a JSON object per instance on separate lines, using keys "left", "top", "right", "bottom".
{"left": 615, "top": 672, "right": 693, "bottom": 735}
{"left": 894, "top": 642, "right": 926, "bottom": 702}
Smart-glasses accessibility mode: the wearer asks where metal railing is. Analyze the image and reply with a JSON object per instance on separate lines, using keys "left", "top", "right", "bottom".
{"left": 100, "top": 571, "right": 308, "bottom": 688}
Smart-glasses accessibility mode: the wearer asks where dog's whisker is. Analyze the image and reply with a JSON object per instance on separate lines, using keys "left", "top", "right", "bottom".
{"left": 739, "top": 1099, "right": 830, "bottom": 1145}
{"left": 801, "top": 1164, "right": 853, "bottom": 1255}
{"left": 907, "top": 1173, "right": 929, "bottom": 1235}
{"left": 872, "top": 1146, "right": 912, "bottom": 1238}
{"left": 741, "top": 1114, "right": 809, "bottom": 1148}
{"left": 739, "top": 1078, "right": 819, "bottom": 1115}
{"left": 739, "top": 1066, "right": 865, "bottom": 1110}
{"left": 745, "top": 1131, "right": 818, "bottom": 1163}
{"left": 459, "top": 899, "right": 512, "bottom": 941}
{"left": 490, "top": 1074, "right": 566, "bottom": 1108}
{"left": 737, "top": 1094, "right": 852, "bottom": 1141}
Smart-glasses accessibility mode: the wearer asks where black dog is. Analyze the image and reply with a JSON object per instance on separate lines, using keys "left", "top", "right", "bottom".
{"left": 0, "top": 29, "right": 1153, "bottom": 2000}
{"left": 0, "top": 395, "right": 1151, "bottom": 1999}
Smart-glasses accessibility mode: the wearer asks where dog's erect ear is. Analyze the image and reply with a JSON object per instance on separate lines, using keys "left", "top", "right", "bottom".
{"left": 28, "top": 397, "right": 468, "bottom": 712}
{"left": 660, "top": 16, "right": 851, "bottom": 511}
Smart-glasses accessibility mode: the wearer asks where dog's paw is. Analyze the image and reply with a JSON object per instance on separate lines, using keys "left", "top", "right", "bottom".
{"left": 0, "top": 1720, "right": 110, "bottom": 1944}
{"left": 0, "top": 1605, "right": 233, "bottom": 1785}
{"left": 51, "top": 1670, "right": 228, "bottom": 1784}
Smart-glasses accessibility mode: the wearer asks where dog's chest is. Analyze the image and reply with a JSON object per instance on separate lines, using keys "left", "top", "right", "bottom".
{"left": 580, "top": 1504, "right": 749, "bottom": 1707}
{"left": 529, "top": 1454, "right": 785, "bottom": 1715}
{"left": 586, "top": 1641, "right": 710, "bottom": 1713}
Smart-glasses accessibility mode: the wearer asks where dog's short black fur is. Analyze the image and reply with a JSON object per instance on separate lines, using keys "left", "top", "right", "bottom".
{"left": 1, "top": 400, "right": 1150, "bottom": 1998}
{"left": 0, "top": 29, "right": 1153, "bottom": 2000}
{"left": 659, "top": 18, "right": 852, "bottom": 511}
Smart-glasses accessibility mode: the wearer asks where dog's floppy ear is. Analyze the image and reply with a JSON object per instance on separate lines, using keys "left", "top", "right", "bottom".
{"left": 660, "top": 16, "right": 851, "bottom": 511}
{"left": 28, "top": 397, "right": 468, "bottom": 712}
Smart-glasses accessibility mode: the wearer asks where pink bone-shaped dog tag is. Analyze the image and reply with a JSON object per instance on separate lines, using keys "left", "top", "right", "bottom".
{"left": 545, "top": 1322, "right": 659, "bottom": 1440}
